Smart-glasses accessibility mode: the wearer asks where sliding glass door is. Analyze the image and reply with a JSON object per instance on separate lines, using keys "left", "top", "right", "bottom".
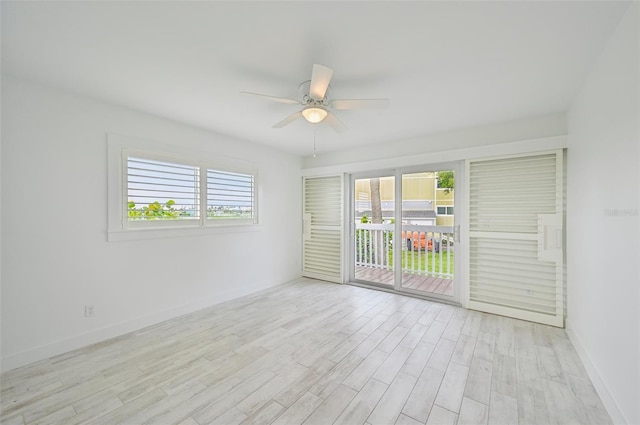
{"left": 399, "top": 170, "right": 456, "bottom": 299}
{"left": 352, "top": 173, "right": 395, "bottom": 287}
{"left": 351, "top": 164, "right": 461, "bottom": 303}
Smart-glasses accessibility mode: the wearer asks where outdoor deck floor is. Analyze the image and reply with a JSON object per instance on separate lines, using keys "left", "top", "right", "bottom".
{"left": 354, "top": 266, "right": 454, "bottom": 296}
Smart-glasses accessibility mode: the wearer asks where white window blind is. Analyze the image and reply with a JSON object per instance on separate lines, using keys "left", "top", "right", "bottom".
{"left": 124, "top": 150, "right": 256, "bottom": 229}
{"left": 466, "top": 151, "right": 564, "bottom": 327}
{"left": 127, "top": 157, "right": 200, "bottom": 222}
{"left": 207, "top": 169, "right": 255, "bottom": 222}
{"left": 303, "top": 175, "right": 343, "bottom": 283}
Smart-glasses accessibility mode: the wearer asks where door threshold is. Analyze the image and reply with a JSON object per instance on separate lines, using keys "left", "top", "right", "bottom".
{"left": 347, "top": 280, "right": 461, "bottom": 307}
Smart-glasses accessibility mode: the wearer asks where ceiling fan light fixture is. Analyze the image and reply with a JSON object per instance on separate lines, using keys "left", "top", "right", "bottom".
{"left": 301, "top": 106, "right": 328, "bottom": 124}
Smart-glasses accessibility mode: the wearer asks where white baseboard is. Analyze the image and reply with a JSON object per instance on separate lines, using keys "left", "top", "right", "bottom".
{"left": 566, "top": 323, "right": 629, "bottom": 425}
{"left": 1, "top": 278, "right": 289, "bottom": 373}
{"left": 1, "top": 301, "right": 193, "bottom": 373}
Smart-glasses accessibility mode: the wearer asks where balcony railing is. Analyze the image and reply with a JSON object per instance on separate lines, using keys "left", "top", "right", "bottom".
{"left": 355, "top": 223, "right": 454, "bottom": 279}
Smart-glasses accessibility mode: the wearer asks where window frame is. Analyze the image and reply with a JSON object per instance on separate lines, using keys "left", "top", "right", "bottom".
{"left": 205, "top": 168, "right": 256, "bottom": 224}
{"left": 436, "top": 206, "right": 454, "bottom": 216}
{"left": 123, "top": 149, "right": 204, "bottom": 230}
{"left": 108, "top": 134, "right": 259, "bottom": 241}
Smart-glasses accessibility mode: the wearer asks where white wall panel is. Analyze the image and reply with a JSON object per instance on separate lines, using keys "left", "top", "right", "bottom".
{"left": 467, "top": 152, "right": 564, "bottom": 327}
{"left": 303, "top": 176, "right": 343, "bottom": 283}
{"left": 566, "top": 3, "right": 639, "bottom": 423}
{"left": 0, "top": 76, "right": 302, "bottom": 371}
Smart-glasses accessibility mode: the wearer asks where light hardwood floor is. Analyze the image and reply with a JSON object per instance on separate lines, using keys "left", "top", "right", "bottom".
{"left": 354, "top": 267, "right": 454, "bottom": 296}
{"left": 1, "top": 278, "right": 611, "bottom": 425}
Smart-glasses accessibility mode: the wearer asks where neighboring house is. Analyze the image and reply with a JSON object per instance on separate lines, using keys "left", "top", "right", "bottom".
{"left": 354, "top": 172, "right": 454, "bottom": 226}
{"left": 355, "top": 208, "right": 437, "bottom": 226}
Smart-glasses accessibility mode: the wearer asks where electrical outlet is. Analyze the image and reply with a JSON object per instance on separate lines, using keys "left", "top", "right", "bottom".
{"left": 84, "top": 305, "right": 95, "bottom": 318}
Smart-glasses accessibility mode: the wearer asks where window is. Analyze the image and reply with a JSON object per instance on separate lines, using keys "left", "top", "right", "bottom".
{"left": 127, "top": 158, "right": 257, "bottom": 225}
{"left": 127, "top": 157, "right": 200, "bottom": 223}
{"left": 125, "top": 152, "right": 256, "bottom": 228}
{"left": 437, "top": 206, "right": 454, "bottom": 215}
{"left": 207, "top": 169, "right": 255, "bottom": 221}
{"left": 108, "top": 134, "right": 258, "bottom": 239}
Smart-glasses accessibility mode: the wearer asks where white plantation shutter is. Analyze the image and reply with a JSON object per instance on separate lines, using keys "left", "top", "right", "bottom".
{"left": 467, "top": 151, "right": 564, "bottom": 327}
{"left": 303, "top": 175, "right": 343, "bottom": 283}
{"left": 127, "top": 156, "right": 200, "bottom": 223}
{"left": 206, "top": 169, "right": 255, "bottom": 222}
{"left": 123, "top": 148, "right": 257, "bottom": 228}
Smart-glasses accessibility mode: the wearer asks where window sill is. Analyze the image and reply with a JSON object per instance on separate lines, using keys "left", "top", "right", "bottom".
{"left": 107, "top": 223, "right": 262, "bottom": 242}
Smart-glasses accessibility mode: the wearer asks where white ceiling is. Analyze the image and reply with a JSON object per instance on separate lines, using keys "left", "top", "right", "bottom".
{"left": 1, "top": 1, "right": 630, "bottom": 156}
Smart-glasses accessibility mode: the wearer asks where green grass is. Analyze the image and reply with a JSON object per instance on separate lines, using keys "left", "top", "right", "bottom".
{"left": 355, "top": 230, "right": 454, "bottom": 275}
{"left": 391, "top": 249, "right": 455, "bottom": 275}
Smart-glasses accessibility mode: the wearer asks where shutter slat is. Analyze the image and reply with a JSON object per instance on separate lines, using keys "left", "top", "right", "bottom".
{"left": 467, "top": 152, "right": 563, "bottom": 327}
{"left": 206, "top": 168, "right": 255, "bottom": 221}
{"left": 303, "top": 176, "right": 343, "bottom": 283}
{"left": 127, "top": 156, "right": 200, "bottom": 220}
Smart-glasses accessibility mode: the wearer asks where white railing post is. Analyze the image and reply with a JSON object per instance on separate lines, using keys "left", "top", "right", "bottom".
{"left": 397, "top": 224, "right": 454, "bottom": 280}
{"left": 356, "top": 222, "right": 455, "bottom": 278}
{"left": 355, "top": 222, "right": 394, "bottom": 271}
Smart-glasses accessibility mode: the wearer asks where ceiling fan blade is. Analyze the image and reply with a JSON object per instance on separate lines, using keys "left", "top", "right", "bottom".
{"left": 309, "top": 64, "right": 333, "bottom": 100}
{"left": 273, "top": 111, "right": 303, "bottom": 128}
{"left": 324, "top": 112, "right": 348, "bottom": 133}
{"left": 330, "top": 98, "right": 389, "bottom": 110}
{"left": 241, "top": 91, "right": 300, "bottom": 105}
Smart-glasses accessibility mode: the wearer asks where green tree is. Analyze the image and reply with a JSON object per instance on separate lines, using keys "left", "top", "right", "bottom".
{"left": 128, "top": 200, "right": 181, "bottom": 219}
{"left": 437, "top": 171, "right": 454, "bottom": 194}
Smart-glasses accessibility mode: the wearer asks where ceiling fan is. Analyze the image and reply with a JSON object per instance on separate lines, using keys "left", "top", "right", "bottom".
{"left": 242, "top": 64, "right": 389, "bottom": 133}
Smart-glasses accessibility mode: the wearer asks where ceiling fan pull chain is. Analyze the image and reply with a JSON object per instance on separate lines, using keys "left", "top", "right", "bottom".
{"left": 313, "top": 124, "right": 317, "bottom": 158}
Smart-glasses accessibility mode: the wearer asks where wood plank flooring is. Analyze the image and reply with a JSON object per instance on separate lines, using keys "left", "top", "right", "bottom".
{"left": 354, "top": 267, "right": 454, "bottom": 296}
{"left": 0, "top": 278, "right": 611, "bottom": 425}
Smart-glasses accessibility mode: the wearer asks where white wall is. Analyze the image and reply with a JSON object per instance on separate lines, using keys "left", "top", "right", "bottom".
{"left": 567, "top": 3, "right": 639, "bottom": 425}
{"left": 302, "top": 112, "right": 567, "bottom": 169}
{"left": 0, "top": 76, "right": 302, "bottom": 372}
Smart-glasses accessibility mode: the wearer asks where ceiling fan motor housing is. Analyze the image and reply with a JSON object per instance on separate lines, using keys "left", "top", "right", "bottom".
{"left": 299, "top": 80, "right": 329, "bottom": 105}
